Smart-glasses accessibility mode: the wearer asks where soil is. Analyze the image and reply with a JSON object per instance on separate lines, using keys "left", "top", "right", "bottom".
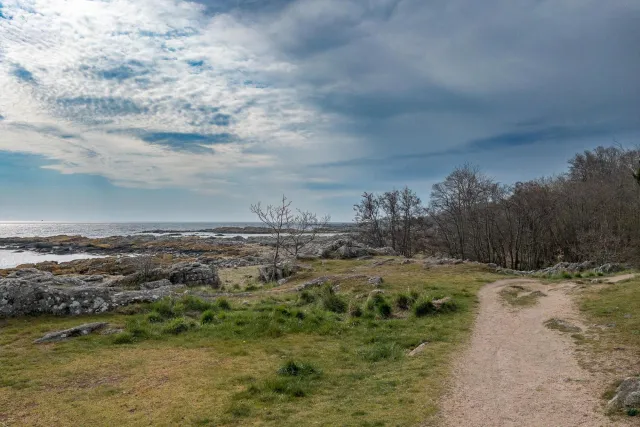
{"left": 440, "top": 278, "right": 629, "bottom": 427}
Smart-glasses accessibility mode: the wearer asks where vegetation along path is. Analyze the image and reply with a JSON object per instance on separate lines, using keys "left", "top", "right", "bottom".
{"left": 441, "top": 278, "right": 616, "bottom": 427}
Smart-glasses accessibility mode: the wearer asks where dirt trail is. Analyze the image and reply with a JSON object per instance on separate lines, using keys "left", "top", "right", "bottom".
{"left": 440, "top": 278, "right": 617, "bottom": 427}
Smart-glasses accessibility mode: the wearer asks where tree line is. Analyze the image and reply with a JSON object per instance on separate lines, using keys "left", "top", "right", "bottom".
{"left": 354, "top": 146, "right": 640, "bottom": 269}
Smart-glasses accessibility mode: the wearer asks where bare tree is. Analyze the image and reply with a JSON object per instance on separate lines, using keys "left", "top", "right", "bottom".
{"left": 380, "top": 189, "right": 400, "bottom": 251}
{"left": 250, "top": 195, "right": 293, "bottom": 281}
{"left": 353, "top": 192, "right": 384, "bottom": 247}
{"left": 285, "top": 210, "right": 331, "bottom": 259}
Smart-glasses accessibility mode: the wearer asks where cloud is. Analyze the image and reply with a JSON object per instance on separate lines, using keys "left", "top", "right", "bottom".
{"left": 0, "top": 0, "right": 639, "bottom": 220}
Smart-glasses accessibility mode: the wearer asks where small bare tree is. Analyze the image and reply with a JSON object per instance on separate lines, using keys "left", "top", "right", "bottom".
{"left": 251, "top": 195, "right": 294, "bottom": 281}
{"left": 286, "top": 210, "right": 331, "bottom": 259}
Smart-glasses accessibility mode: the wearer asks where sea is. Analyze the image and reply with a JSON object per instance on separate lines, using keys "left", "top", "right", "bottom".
{"left": 0, "top": 222, "right": 263, "bottom": 239}
{"left": 0, "top": 222, "right": 263, "bottom": 269}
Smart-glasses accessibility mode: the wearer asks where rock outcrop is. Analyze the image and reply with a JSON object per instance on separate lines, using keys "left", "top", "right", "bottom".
{"left": 607, "top": 377, "right": 640, "bottom": 413}
{"left": 0, "top": 265, "right": 217, "bottom": 317}
{"left": 34, "top": 322, "right": 108, "bottom": 343}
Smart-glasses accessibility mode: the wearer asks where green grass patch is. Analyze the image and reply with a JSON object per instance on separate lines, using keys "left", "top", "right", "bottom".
{"left": 0, "top": 260, "right": 502, "bottom": 426}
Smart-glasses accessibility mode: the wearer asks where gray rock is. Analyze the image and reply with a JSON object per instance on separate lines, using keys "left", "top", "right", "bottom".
{"left": 368, "top": 276, "right": 383, "bottom": 286}
{"left": 408, "top": 342, "right": 428, "bottom": 357}
{"left": 0, "top": 268, "right": 186, "bottom": 317}
{"left": 167, "top": 262, "right": 220, "bottom": 287}
{"left": 295, "top": 276, "right": 332, "bottom": 291}
{"left": 34, "top": 322, "right": 108, "bottom": 343}
{"left": 607, "top": 377, "right": 640, "bottom": 412}
{"left": 258, "top": 262, "right": 301, "bottom": 283}
{"left": 139, "top": 279, "right": 173, "bottom": 290}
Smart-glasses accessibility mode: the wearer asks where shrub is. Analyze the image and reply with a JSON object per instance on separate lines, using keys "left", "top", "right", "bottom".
{"left": 628, "top": 408, "right": 638, "bottom": 417}
{"left": 113, "top": 332, "right": 134, "bottom": 344}
{"left": 163, "top": 317, "right": 193, "bottom": 335}
{"left": 561, "top": 271, "right": 573, "bottom": 279}
{"left": 145, "top": 311, "right": 164, "bottom": 323}
{"left": 377, "top": 301, "right": 392, "bottom": 318}
{"left": 217, "top": 298, "right": 232, "bottom": 311}
{"left": 414, "top": 298, "right": 436, "bottom": 317}
{"left": 395, "top": 294, "right": 412, "bottom": 310}
{"left": 201, "top": 309, "right": 216, "bottom": 324}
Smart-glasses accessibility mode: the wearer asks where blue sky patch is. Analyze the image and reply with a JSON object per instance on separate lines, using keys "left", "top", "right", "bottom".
{"left": 12, "top": 65, "right": 35, "bottom": 83}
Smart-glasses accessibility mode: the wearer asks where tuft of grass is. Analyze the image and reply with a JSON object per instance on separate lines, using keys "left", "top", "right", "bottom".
{"left": 201, "top": 309, "right": 216, "bottom": 325}
{"left": 180, "top": 295, "right": 215, "bottom": 312}
{"left": 320, "top": 286, "right": 347, "bottom": 313}
{"left": 217, "top": 298, "right": 232, "bottom": 311}
{"left": 376, "top": 301, "right": 393, "bottom": 318}
{"left": 277, "top": 360, "right": 320, "bottom": 377}
{"left": 544, "top": 318, "right": 581, "bottom": 333}
{"left": 298, "top": 290, "right": 315, "bottom": 305}
{"left": 395, "top": 293, "right": 412, "bottom": 311}
{"left": 112, "top": 331, "right": 134, "bottom": 344}
{"left": 413, "top": 298, "right": 436, "bottom": 317}
{"left": 561, "top": 271, "right": 573, "bottom": 279}
{"left": 163, "top": 317, "right": 195, "bottom": 335}
{"left": 499, "top": 286, "right": 544, "bottom": 307}
{"left": 358, "top": 342, "right": 402, "bottom": 362}
{"left": 349, "top": 303, "right": 363, "bottom": 318}
{"left": 145, "top": 311, "right": 164, "bottom": 323}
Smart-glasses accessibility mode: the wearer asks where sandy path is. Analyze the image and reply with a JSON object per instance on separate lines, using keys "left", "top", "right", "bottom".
{"left": 440, "top": 279, "right": 616, "bottom": 427}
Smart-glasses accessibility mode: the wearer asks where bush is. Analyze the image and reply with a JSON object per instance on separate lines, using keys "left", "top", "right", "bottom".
{"left": 163, "top": 317, "right": 193, "bottom": 335}
{"left": 113, "top": 332, "right": 135, "bottom": 344}
{"left": 201, "top": 309, "right": 216, "bottom": 324}
{"left": 628, "top": 408, "right": 639, "bottom": 417}
{"left": 145, "top": 311, "right": 163, "bottom": 323}
{"left": 414, "top": 298, "right": 436, "bottom": 317}
{"left": 395, "top": 294, "right": 412, "bottom": 310}
{"left": 561, "top": 271, "right": 573, "bottom": 279}
{"left": 377, "top": 301, "right": 392, "bottom": 318}
{"left": 217, "top": 298, "right": 232, "bottom": 311}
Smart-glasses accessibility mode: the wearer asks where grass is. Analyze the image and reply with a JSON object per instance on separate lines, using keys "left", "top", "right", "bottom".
{"left": 578, "top": 275, "right": 640, "bottom": 417}
{"left": 0, "top": 260, "right": 501, "bottom": 426}
{"left": 499, "top": 286, "right": 545, "bottom": 307}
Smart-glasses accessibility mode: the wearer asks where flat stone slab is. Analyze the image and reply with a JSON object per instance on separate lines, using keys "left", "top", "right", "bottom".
{"left": 34, "top": 322, "right": 108, "bottom": 343}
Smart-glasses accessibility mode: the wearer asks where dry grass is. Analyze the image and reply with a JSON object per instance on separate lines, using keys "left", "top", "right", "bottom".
{"left": 499, "top": 286, "right": 545, "bottom": 307}
{"left": 0, "top": 260, "right": 501, "bottom": 426}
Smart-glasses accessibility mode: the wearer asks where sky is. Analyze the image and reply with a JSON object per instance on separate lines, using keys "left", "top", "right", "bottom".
{"left": 0, "top": 0, "right": 638, "bottom": 222}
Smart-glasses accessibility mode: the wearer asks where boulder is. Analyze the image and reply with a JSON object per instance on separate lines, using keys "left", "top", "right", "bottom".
{"left": 368, "top": 276, "right": 383, "bottom": 286}
{"left": 371, "top": 247, "right": 397, "bottom": 256}
{"left": 595, "top": 263, "right": 625, "bottom": 274}
{"left": 258, "top": 262, "right": 302, "bottom": 283}
{"left": 607, "top": 377, "right": 640, "bottom": 412}
{"left": 167, "top": 262, "right": 220, "bottom": 287}
{"left": 34, "top": 322, "right": 108, "bottom": 343}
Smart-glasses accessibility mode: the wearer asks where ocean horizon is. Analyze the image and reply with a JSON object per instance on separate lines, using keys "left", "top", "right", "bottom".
{"left": 0, "top": 222, "right": 265, "bottom": 239}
